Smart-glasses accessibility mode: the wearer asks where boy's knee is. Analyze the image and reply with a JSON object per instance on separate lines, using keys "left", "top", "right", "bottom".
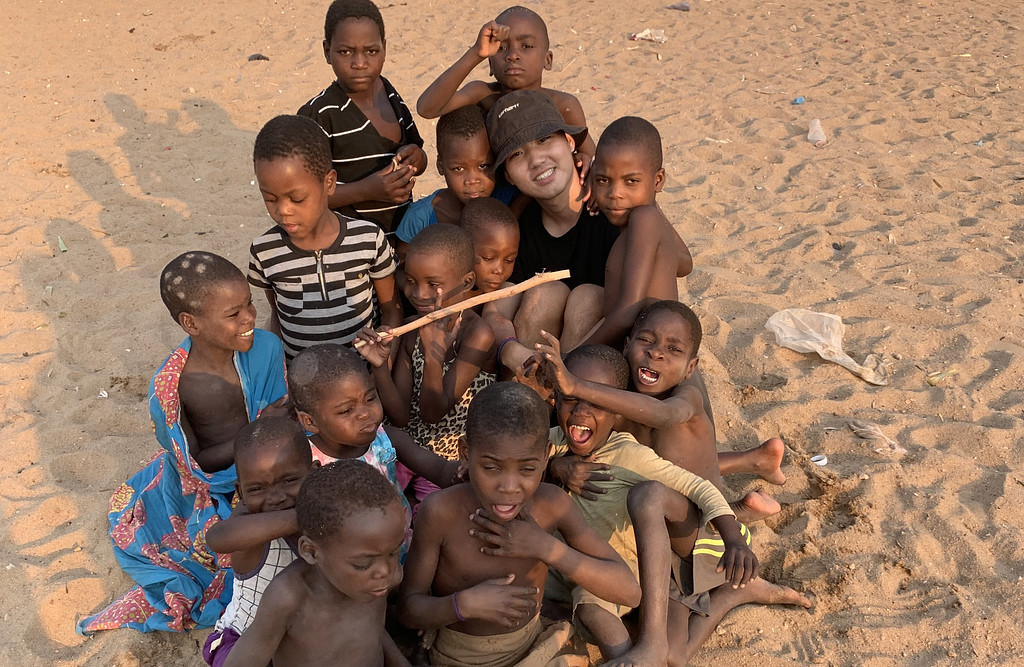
{"left": 564, "top": 283, "right": 602, "bottom": 316}
{"left": 627, "top": 480, "right": 668, "bottom": 515}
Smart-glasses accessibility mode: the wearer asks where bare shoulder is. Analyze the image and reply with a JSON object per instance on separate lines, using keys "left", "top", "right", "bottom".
{"left": 262, "top": 560, "right": 312, "bottom": 615}
{"left": 463, "top": 81, "right": 499, "bottom": 108}
{"left": 543, "top": 88, "right": 585, "bottom": 120}
{"left": 417, "top": 485, "right": 471, "bottom": 534}
{"left": 627, "top": 205, "right": 669, "bottom": 231}
{"left": 530, "top": 482, "right": 573, "bottom": 526}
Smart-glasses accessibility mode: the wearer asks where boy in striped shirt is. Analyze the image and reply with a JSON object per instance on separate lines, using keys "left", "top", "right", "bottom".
{"left": 249, "top": 114, "right": 402, "bottom": 360}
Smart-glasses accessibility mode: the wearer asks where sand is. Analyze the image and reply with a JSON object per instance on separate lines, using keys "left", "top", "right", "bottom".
{"left": 1, "top": 0, "right": 1022, "bottom": 664}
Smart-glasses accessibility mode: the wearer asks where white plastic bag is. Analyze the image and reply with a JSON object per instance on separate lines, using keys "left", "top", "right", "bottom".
{"left": 765, "top": 309, "right": 888, "bottom": 385}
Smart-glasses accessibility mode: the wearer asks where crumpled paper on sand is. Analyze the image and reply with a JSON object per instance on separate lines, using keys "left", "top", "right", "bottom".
{"left": 765, "top": 308, "right": 888, "bottom": 385}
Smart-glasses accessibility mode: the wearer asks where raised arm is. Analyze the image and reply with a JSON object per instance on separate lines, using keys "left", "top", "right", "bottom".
{"left": 418, "top": 315, "right": 494, "bottom": 423}
{"left": 355, "top": 327, "right": 414, "bottom": 426}
{"left": 536, "top": 331, "right": 701, "bottom": 430}
{"left": 417, "top": 21, "right": 508, "bottom": 118}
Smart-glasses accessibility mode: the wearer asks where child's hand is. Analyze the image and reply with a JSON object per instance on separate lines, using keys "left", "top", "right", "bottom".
{"left": 714, "top": 518, "right": 759, "bottom": 589}
{"left": 458, "top": 575, "right": 539, "bottom": 629}
{"left": 419, "top": 289, "right": 462, "bottom": 361}
{"left": 533, "top": 330, "right": 578, "bottom": 396}
{"left": 369, "top": 160, "right": 416, "bottom": 203}
{"left": 260, "top": 395, "right": 293, "bottom": 420}
{"left": 395, "top": 144, "right": 426, "bottom": 174}
{"left": 355, "top": 326, "right": 394, "bottom": 368}
{"left": 547, "top": 456, "right": 613, "bottom": 501}
{"left": 468, "top": 509, "right": 552, "bottom": 561}
{"left": 474, "top": 20, "right": 510, "bottom": 59}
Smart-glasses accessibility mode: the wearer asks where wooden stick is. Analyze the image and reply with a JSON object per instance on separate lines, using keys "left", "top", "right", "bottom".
{"left": 353, "top": 270, "right": 570, "bottom": 349}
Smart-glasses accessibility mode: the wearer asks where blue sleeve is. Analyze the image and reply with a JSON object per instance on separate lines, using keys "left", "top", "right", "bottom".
{"left": 395, "top": 191, "right": 439, "bottom": 243}
{"left": 492, "top": 183, "right": 520, "bottom": 205}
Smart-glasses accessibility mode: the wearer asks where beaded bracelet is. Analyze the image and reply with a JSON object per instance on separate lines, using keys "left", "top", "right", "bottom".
{"left": 451, "top": 592, "right": 466, "bottom": 622}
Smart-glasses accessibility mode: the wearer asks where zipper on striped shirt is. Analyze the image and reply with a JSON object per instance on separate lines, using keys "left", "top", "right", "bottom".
{"left": 314, "top": 250, "right": 328, "bottom": 301}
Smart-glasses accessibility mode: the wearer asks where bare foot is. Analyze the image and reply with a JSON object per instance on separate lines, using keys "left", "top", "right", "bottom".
{"left": 740, "top": 577, "right": 813, "bottom": 608}
{"left": 731, "top": 490, "right": 781, "bottom": 523}
{"left": 750, "top": 438, "right": 786, "bottom": 485}
{"left": 599, "top": 642, "right": 668, "bottom": 667}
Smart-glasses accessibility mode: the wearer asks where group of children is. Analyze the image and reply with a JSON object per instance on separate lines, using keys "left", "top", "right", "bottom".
{"left": 85, "top": 1, "right": 814, "bottom": 665}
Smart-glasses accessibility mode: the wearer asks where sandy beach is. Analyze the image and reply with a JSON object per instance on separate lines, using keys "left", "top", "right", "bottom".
{"left": 1, "top": 0, "right": 1022, "bottom": 663}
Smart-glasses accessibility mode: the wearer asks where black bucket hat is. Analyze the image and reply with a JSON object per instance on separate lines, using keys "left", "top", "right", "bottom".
{"left": 486, "top": 90, "right": 588, "bottom": 167}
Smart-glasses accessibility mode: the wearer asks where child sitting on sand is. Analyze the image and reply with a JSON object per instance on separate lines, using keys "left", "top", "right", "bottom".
{"left": 287, "top": 342, "right": 462, "bottom": 556}
{"left": 394, "top": 105, "right": 519, "bottom": 247}
{"left": 203, "top": 418, "right": 314, "bottom": 666}
{"left": 542, "top": 344, "right": 756, "bottom": 661}
{"left": 298, "top": 0, "right": 427, "bottom": 235}
{"left": 78, "top": 252, "right": 290, "bottom": 634}
{"left": 417, "top": 6, "right": 596, "bottom": 159}
{"left": 577, "top": 116, "right": 692, "bottom": 349}
{"left": 248, "top": 114, "right": 403, "bottom": 360}
{"left": 357, "top": 225, "right": 495, "bottom": 484}
{"left": 604, "top": 480, "right": 812, "bottom": 667}
{"left": 223, "top": 459, "right": 411, "bottom": 667}
{"left": 537, "top": 301, "right": 786, "bottom": 524}
{"left": 397, "top": 382, "right": 640, "bottom": 666}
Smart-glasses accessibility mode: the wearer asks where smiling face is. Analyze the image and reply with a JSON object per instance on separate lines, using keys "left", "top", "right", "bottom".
{"left": 591, "top": 143, "right": 665, "bottom": 226}
{"left": 502, "top": 132, "right": 576, "bottom": 201}
{"left": 469, "top": 224, "right": 518, "bottom": 293}
{"left": 403, "top": 249, "right": 474, "bottom": 314}
{"left": 301, "top": 502, "right": 406, "bottom": 602}
{"left": 299, "top": 371, "right": 384, "bottom": 449}
{"left": 255, "top": 156, "right": 336, "bottom": 245}
{"left": 324, "top": 17, "right": 385, "bottom": 95}
{"left": 438, "top": 132, "right": 498, "bottom": 203}
{"left": 463, "top": 434, "right": 548, "bottom": 523}
{"left": 489, "top": 13, "right": 552, "bottom": 91}
{"left": 624, "top": 310, "right": 699, "bottom": 397}
{"left": 555, "top": 358, "right": 620, "bottom": 457}
{"left": 236, "top": 438, "right": 312, "bottom": 515}
{"left": 184, "top": 278, "right": 257, "bottom": 353}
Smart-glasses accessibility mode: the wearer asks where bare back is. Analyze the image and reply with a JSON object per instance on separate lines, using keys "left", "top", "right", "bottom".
{"left": 604, "top": 216, "right": 680, "bottom": 312}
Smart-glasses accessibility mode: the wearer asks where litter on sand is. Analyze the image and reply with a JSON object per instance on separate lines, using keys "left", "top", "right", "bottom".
{"left": 631, "top": 28, "right": 668, "bottom": 43}
{"left": 926, "top": 368, "right": 958, "bottom": 386}
{"left": 765, "top": 309, "right": 889, "bottom": 385}
{"left": 848, "top": 420, "right": 906, "bottom": 457}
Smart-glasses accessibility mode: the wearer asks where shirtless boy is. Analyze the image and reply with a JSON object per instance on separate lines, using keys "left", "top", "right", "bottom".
{"left": 398, "top": 382, "right": 639, "bottom": 666}
{"left": 224, "top": 459, "right": 410, "bottom": 667}
{"left": 159, "top": 251, "right": 289, "bottom": 472}
{"left": 579, "top": 117, "right": 692, "bottom": 349}
{"left": 537, "top": 301, "right": 786, "bottom": 524}
{"left": 417, "top": 6, "right": 596, "bottom": 159}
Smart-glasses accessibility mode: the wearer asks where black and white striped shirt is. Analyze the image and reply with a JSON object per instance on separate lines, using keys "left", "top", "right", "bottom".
{"left": 298, "top": 77, "right": 424, "bottom": 233}
{"left": 248, "top": 215, "right": 396, "bottom": 359}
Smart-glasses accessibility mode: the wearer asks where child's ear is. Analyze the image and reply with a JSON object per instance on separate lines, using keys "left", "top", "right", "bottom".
{"left": 297, "top": 410, "right": 320, "bottom": 434}
{"left": 436, "top": 154, "right": 444, "bottom": 176}
{"left": 324, "top": 169, "right": 338, "bottom": 196}
{"left": 544, "top": 50, "right": 553, "bottom": 71}
{"left": 654, "top": 167, "right": 666, "bottom": 193}
{"left": 684, "top": 355, "right": 700, "bottom": 379}
{"left": 311, "top": 460, "right": 321, "bottom": 470}
{"left": 462, "top": 271, "right": 476, "bottom": 290}
{"left": 179, "top": 311, "right": 200, "bottom": 336}
{"left": 234, "top": 480, "right": 243, "bottom": 503}
{"left": 457, "top": 436, "right": 469, "bottom": 463}
{"left": 298, "top": 535, "right": 319, "bottom": 565}
{"left": 322, "top": 39, "right": 331, "bottom": 63}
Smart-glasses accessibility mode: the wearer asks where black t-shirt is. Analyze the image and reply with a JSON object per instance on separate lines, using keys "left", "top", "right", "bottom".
{"left": 511, "top": 201, "right": 620, "bottom": 289}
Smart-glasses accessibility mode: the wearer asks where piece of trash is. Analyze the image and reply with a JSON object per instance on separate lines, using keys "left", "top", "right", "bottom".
{"left": 822, "top": 426, "right": 841, "bottom": 432}
{"left": 97, "top": 390, "right": 108, "bottom": 399}
{"left": 4, "top": 564, "right": 13, "bottom": 570}
{"left": 807, "top": 118, "right": 827, "bottom": 147}
{"left": 792, "top": 96, "right": 805, "bottom": 105}
{"left": 248, "top": 53, "right": 270, "bottom": 61}
{"left": 235, "top": 74, "right": 242, "bottom": 83}
{"left": 631, "top": 28, "right": 667, "bottom": 44}
{"left": 926, "top": 368, "right": 958, "bottom": 386}
{"left": 848, "top": 420, "right": 906, "bottom": 457}
{"left": 810, "top": 454, "right": 828, "bottom": 466}
{"left": 668, "top": 1, "right": 690, "bottom": 10}
{"left": 43, "top": 285, "right": 53, "bottom": 296}
{"left": 765, "top": 309, "right": 889, "bottom": 385}
{"left": 35, "top": 323, "right": 48, "bottom": 330}
{"left": 57, "top": 236, "right": 68, "bottom": 252}
{"left": 976, "top": 140, "right": 984, "bottom": 147}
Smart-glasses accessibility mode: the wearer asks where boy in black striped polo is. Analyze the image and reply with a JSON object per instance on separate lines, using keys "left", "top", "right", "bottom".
{"left": 248, "top": 115, "right": 403, "bottom": 360}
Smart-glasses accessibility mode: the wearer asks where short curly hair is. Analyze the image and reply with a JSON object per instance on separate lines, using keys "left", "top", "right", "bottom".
{"left": 436, "top": 105, "right": 488, "bottom": 157}
{"left": 297, "top": 459, "right": 402, "bottom": 541}
{"left": 564, "top": 344, "right": 631, "bottom": 390}
{"left": 253, "top": 115, "right": 332, "bottom": 181}
{"left": 234, "top": 417, "right": 312, "bottom": 478}
{"left": 288, "top": 344, "right": 370, "bottom": 416}
{"left": 598, "top": 116, "right": 663, "bottom": 171}
{"left": 465, "top": 382, "right": 549, "bottom": 454}
{"left": 406, "top": 222, "right": 475, "bottom": 276}
{"left": 632, "top": 300, "right": 702, "bottom": 354}
{"left": 159, "top": 251, "right": 246, "bottom": 323}
{"left": 325, "top": 0, "right": 385, "bottom": 43}
{"left": 460, "top": 198, "right": 517, "bottom": 237}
